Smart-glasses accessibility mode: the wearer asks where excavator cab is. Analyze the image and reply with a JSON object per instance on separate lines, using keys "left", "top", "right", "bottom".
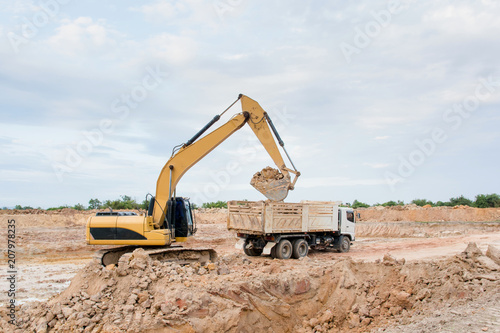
{"left": 147, "top": 196, "right": 195, "bottom": 242}
{"left": 167, "top": 197, "right": 195, "bottom": 242}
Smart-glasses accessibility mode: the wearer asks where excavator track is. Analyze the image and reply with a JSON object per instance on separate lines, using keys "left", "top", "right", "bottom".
{"left": 94, "top": 246, "right": 217, "bottom": 267}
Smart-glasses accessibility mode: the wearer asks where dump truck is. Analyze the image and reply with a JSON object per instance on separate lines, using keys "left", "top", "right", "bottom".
{"left": 228, "top": 200, "right": 356, "bottom": 259}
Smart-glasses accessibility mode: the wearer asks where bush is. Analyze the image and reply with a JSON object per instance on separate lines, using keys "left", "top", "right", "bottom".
{"left": 88, "top": 198, "right": 102, "bottom": 210}
{"left": 474, "top": 193, "right": 500, "bottom": 208}
{"left": 73, "top": 203, "right": 85, "bottom": 211}
{"left": 411, "top": 199, "right": 434, "bottom": 207}
{"left": 47, "top": 205, "right": 69, "bottom": 211}
{"left": 202, "top": 201, "right": 227, "bottom": 209}
{"left": 382, "top": 200, "right": 404, "bottom": 207}
{"left": 102, "top": 195, "right": 143, "bottom": 210}
{"left": 448, "top": 195, "right": 473, "bottom": 207}
{"left": 352, "top": 200, "right": 370, "bottom": 209}
{"left": 14, "top": 205, "right": 34, "bottom": 210}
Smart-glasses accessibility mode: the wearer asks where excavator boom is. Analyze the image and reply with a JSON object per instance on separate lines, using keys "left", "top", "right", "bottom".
{"left": 153, "top": 94, "right": 299, "bottom": 226}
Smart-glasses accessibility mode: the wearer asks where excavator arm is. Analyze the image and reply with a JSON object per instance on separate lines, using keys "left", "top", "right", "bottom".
{"left": 153, "top": 94, "right": 299, "bottom": 226}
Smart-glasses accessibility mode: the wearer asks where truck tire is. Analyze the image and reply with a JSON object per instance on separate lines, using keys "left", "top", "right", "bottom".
{"left": 292, "top": 239, "right": 309, "bottom": 259}
{"left": 243, "top": 241, "right": 263, "bottom": 256}
{"left": 338, "top": 235, "right": 350, "bottom": 253}
{"left": 275, "top": 239, "right": 292, "bottom": 259}
{"left": 271, "top": 245, "right": 277, "bottom": 258}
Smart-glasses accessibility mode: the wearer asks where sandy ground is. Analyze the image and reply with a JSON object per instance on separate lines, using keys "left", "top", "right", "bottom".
{"left": 1, "top": 213, "right": 499, "bottom": 308}
{"left": 1, "top": 208, "right": 499, "bottom": 332}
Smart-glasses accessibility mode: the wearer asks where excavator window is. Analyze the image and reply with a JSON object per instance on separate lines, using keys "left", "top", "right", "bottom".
{"left": 166, "top": 198, "right": 194, "bottom": 238}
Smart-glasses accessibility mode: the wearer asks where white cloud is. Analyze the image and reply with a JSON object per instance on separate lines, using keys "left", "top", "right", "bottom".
{"left": 132, "top": 2, "right": 185, "bottom": 20}
{"left": 130, "top": 0, "right": 220, "bottom": 28}
{"left": 1, "top": 1, "right": 500, "bottom": 207}
{"left": 0, "top": 0, "right": 37, "bottom": 13}
{"left": 363, "top": 162, "right": 390, "bottom": 169}
{"left": 144, "top": 33, "right": 197, "bottom": 65}
{"left": 48, "top": 17, "right": 120, "bottom": 56}
{"left": 423, "top": 4, "right": 500, "bottom": 36}
{"left": 300, "top": 177, "right": 387, "bottom": 188}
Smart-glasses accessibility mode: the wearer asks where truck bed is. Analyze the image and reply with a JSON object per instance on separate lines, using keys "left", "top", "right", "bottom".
{"left": 227, "top": 200, "right": 341, "bottom": 235}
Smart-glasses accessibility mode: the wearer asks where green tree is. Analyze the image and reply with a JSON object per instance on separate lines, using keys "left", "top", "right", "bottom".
{"left": 449, "top": 195, "right": 473, "bottom": 207}
{"left": 381, "top": 200, "right": 404, "bottom": 207}
{"left": 352, "top": 200, "right": 370, "bottom": 209}
{"left": 411, "top": 199, "right": 434, "bottom": 206}
{"left": 141, "top": 198, "right": 150, "bottom": 210}
{"left": 202, "top": 201, "right": 227, "bottom": 209}
{"left": 73, "top": 203, "right": 85, "bottom": 211}
{"left": 47, "top": 205, "right": 69, "bottom": 211}
{"left": 474, "top": 193, "right": 500, "bottom": 208}
{"left": 88, "top": 198, "right": 102, "bottom": 209}
{"left": 14, "top": 205, "right": 33, "bottom": 210}
{"left": 102, "top": 195, "right": 142, "bottom": 210}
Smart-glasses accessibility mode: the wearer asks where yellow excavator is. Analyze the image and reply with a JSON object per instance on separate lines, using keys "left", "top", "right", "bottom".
{"left": 86, "top": 94, "right": 300, "bottom": 266}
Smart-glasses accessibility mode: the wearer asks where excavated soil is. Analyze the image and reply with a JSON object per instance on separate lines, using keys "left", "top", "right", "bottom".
{"left": 358, "top": 205, "right": 500, "bottom": 223}
{"left": 1, "top": 207, "right": 500, "bottom": 332}
{"left": 3, "top": 243, "right": 500, "bottom": 332}
{"left": 250, "top": 166, "right": 285, "bottom": 184}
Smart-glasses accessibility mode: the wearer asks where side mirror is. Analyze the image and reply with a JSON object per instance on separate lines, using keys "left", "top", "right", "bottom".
{"left": 357, "top": 213, "right": 361, "bottom": 219}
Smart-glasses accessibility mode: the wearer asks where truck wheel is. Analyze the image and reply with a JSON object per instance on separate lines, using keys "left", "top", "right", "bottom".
{"left": 275, "top": 239, "right": 292, "bottom": 259}
{"left": 243, "top": 241, "right": 263, "bottom": 256}
{"left": 338, "top": 236, "right": 351, "bottom": 253}
{"left": 271, "top": 245, "right": 277, "bottom": 258}
{"left": 292, "top": 239, "right": 309, "bottom": 259}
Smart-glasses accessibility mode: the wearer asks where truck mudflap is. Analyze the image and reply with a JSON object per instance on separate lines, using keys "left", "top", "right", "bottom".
{"left": 262, "top": 242, "right": 276, "bottom": 255}
{"left": 235, "top": 239, "right": 245, "bottom": 250}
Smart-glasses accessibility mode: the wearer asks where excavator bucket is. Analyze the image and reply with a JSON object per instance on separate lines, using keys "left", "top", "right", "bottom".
{"left": 250, "top": 167, "right": 292, "bottom": 201}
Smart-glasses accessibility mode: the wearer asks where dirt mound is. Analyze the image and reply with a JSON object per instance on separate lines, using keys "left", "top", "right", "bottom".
{"left": 193, "top": 208, "right": 228, "bottom": 225}
{"left": 250, "top": 167, "right": 291, "bottom": 201}
{"left": 250, "top": 166, "right": 285, "bottom": 183}
{"left": 7, "top": 243, "right": 500, "bottom": 333}
{"left": 0, "top": 209, "right": 144, "bottom": 228}
{"left": 357, "top": 206, "right": 500, "bottom": 223}
{"left": 356, "top": 221, "right": 500, "bottom": 238}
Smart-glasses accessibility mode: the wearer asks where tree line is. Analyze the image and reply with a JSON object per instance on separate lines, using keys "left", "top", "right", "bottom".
{"left": 5, "top": 193, "right": 499, "bottom": 211}
{"left": 7, "top": 196, "right": 228, "bottom": 211}
{"left": 351, "top": 193, "right": 500, "bottom": 209}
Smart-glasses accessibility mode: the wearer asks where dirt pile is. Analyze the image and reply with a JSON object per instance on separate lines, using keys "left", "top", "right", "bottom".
{"left": 250, "top": 166, "right": 291, "bottom": 201}
{"left": 0, "top": 209, "right": 144, "bottom": 228}
{"left": 7, "top": 243, "right": 500, "bottom": 333}
{"left": 250, "top": 166, "right": 285, "bottom": 184}
{"left": 357, "top": 205, "right": 500, "bottom": 223}
{"left": 356, "top": 221, "right": 500, "bottom": 238}
{"left": 193, "top": 208, "right": 228, "bottom": 224}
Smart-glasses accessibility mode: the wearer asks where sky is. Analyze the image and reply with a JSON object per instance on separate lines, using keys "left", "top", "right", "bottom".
{"left": 0, "top": 0, "right": 499, "bottom": 208}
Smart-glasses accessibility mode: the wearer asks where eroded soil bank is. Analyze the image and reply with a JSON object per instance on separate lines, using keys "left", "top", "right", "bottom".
{"left": 357, "top": 205, "right": 500, "bottom": 223}
{"left": 3, "top": 243, "right": 500, "bottom": 333}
